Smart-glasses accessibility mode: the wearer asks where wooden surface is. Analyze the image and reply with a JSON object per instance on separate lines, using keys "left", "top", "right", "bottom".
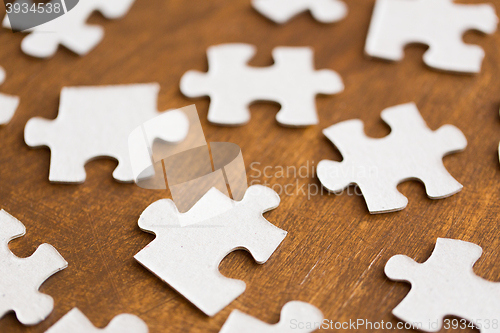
{"left": 1, "top": 0, "right": 499, "bottom": 332}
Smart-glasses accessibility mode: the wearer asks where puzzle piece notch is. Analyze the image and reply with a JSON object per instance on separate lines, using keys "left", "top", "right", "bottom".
{"left": 45, "top": 308, "right": 149, "bottom": 333}
{"left": 3, "top": 0, "right": 136, "bottom": 58}
{"left": 134, "top": 185, "right": 287, "bottom": 316}
{"left": 317, "top": 102, "right": 467, "bottom": 214}
{"left": 0, "top": 66, "right": 20, "bottom": 125}
{"left": 385, "top": 238, "right": 500, "bottom": 332}
{"left": 365, "top": 0, "right": 498, "bottom": 73}
{"left": 219, "top": 301, "right": 324, "bottom": 333}
{"left": 252, "top": 0, "right": 347, "bottom": 24}
{"left": 24, "top": 83, "right": 188, "bottom": 183}
{"left": 181, "top": 44, "right": 343, "bottom": 127}
{"left": 0, "top": 209, "right": 67, "bottom": 325}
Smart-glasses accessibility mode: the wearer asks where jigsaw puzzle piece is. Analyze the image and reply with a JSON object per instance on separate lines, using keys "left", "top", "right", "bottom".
{"left": 45, "top": 308, "right": 148, "bottom": 333}
{"left": 317, "top": 103, "right": 467, "bottom": 213}
{"left": 220, "top": 301, "right": 323, "bottom": 333}
{"left": 181, "top": 44, "right": 343, "bottom": 127}
{"left": 4, "top": 0, "right": 136, "bottom": 58}
{"left": 365, "top": 0, "right": 498, "bottom": 73}
{"left": 385, "top": 238, "right": 500, "bottom": 332}
{"left": 252, "top": 0, "right": 347, "bottom": 24}
{"left": 0, "top": 210, "right": 67, "bottom": 325}
{"left": 134, "top": 185, "right": 287, "bottom": 316}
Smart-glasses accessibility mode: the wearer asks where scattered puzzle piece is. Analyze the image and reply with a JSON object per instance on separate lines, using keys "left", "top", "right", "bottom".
{"left": 24, "top": 83, "right": 189, "bottom": 183}
{"left": 317, "top": 102, "right": 467, "bottom": 214}
{"left": 134, "top": 185, "right": 287, "bottom": 316}
{"left": 219, "top": 301, "right": 323, "bottom": 333}
{"left": 3, "top": 0, "right": 136, "bottom": 58}
{"left": 45, "top": 308, "right": 149, "bottom": 333}
{"left": 180, "top": 44, "right": 343, "bottom": 126}
{"left": 0, "top": 66, "right": 20, "bottom": 125}
{"left": 385, "top": 238, "right": 500, "bottom": 332}
{"left": 365, "top": 0, "right": 498, "bottom": 73}
{"left": 252, "top": 0, "right": 347, "bottom": 24}
{"left": 0, "top": 209, "right": 67, "bottom": 325}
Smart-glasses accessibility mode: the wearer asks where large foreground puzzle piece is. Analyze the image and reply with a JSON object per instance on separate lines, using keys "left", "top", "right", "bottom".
{"left": 0, "top": 66, "right": 20, "bottom": 125}
{"left": 24, "top": 83, "right": 188, "bottom": 183}
{"left": 385, "top": 238, "right": 500, "bottom": 333}
{"left": 0, "top": 210, "right": 67, "bottom": 325}
{"left": 365, "top": 0, "right": 498, "bottom": 73}
{"left": 181, "top": 44, "right": 343, "bottom": 127}
{"left": 252, "top": 0, "right": 347, "bottom": 24}
{"left": 45, "top": 308, "right": 148, "bottom": 333}
{"left": 3, "top": 0, "right": 136, "bottom": 58}
{"left": 317, "top": 103, "right": 467, "bottom": 214}
{"left": 219, "top": 301, "right": 323, "bottom": 333}
{"left": 134, "top": 185, "right": 287, "bottom": 316}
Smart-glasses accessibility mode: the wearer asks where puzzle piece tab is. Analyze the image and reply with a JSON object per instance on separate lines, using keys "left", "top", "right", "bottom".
{"left": 134, "top": 185, "right": 287, "bottom": 316}
{"left": 24, "top": 83, "right": 189, "bottom": 183}
{"left": 317, "top": 103, "right": 467, "bottom": 214}
{"left": 385, "top": 238, "right": 500, "bottom": 332}
{"left": 0, "top": 66, "right": 20, "bottom": 125}
{"left": 252, "top": 0, "right": 347, "bottom": 24}
{"left": 181, "top": 44, "right": 343, "bottom": 126}
{"left": 365, "top": 0, "right": 498, "bottom": 73}
{"left": 3, "top": 0, "right": 136, "bottom": 58}
{"left": 219, "top": 301, "right": 323, "bottom": 333}
{"left": 45, "top": 308, "right": 149, "bottom": 333}
{"left": 0, "top": 209, "right": 67, "bottom": 325}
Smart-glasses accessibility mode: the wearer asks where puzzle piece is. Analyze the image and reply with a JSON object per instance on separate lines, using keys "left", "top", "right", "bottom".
{"left": 219, "top": 301, "right": 323, "bottom": 333}
{"left": 252, "top": 0, "right": 347, "bottom": 24}
{"left": 134, "top": 185, "right": 287, "bottom": 316}
{"left": 365, "top": 0, "right": 498, "bottom": 73}
{"left": 0, "top": 66, "right": 20, "bottom": 125}
{"left": 385, "top": 238, "right": 500, "bottom": 332}
{"left": 0, "top": 209, "right": 67, "bottom": 325}
{"left": 180, "top": 44, "right": 343, "bottom": 126}
{"left": 317, "top": 103, "right": 467, "bottom": 214}
{"left": 45, "top": 308, "right": 149, "bottom": 333}
{"left": 3, "top": 0, "right": 136, "bottom": 58}
{"left": 24, "top": 83, "right": 189, "bottom": 183}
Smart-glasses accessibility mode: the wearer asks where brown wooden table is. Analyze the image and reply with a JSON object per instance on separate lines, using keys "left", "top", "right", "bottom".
{"left": 1, "top": 0, "right": 499, "bottom": 332}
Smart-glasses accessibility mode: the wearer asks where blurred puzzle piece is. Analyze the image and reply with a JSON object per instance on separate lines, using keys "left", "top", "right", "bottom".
{"left": 45, "top": 308, "right": 149, "bottom": 333}
{"left": 219, "top": 301, "right": 323, "bottom": 333}
{"left": 252, "top": 0, "right": 347, "bottom": 24}
{"left": 3, "top": 0, "right": 136, "bottom": 58}
{"left": 0, "top": 209, "right": 67, "bottom": 325}
{"left": 365, "top": 0, "right": 498, "bottom": 73}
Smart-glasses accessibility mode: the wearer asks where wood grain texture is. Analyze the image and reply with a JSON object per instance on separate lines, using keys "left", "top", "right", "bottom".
{"left": 0, "top": 0, "right": 499, "bottom": 332}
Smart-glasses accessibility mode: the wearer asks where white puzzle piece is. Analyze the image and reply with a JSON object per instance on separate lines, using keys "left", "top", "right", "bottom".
{"left": 0, "top": 209, "right": 67, "bottom": 325}
{"left": 24, "top": 83, "right": 189, "bottom": 183}
{"left": 134, "top": 185, "right": 287, "bottom": 316}
{"left": 252, "top": 0, "right": 347, "bottom": 24}
{"left": 180, "top": 44, "right": 343, "bottom": 127}
{"left": 219, "top": 301, "right": 323, "bottom": 333}
{"left": 317, "top": 103, "right": 467, "bottom": 214}
{"left": 385, "top": 238, "right": 500, "bottom": 332}
{"left": 365, "top": 0, "right": 498, "bottom": 73}
{"left": 0, "top": 66, "right": 20, "bottom": 125}
{"left": 3, "top": 0, "right": 136, "bottom": 58}
{"left": 45, "top": 308, "right": 149, "bottom": 333}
